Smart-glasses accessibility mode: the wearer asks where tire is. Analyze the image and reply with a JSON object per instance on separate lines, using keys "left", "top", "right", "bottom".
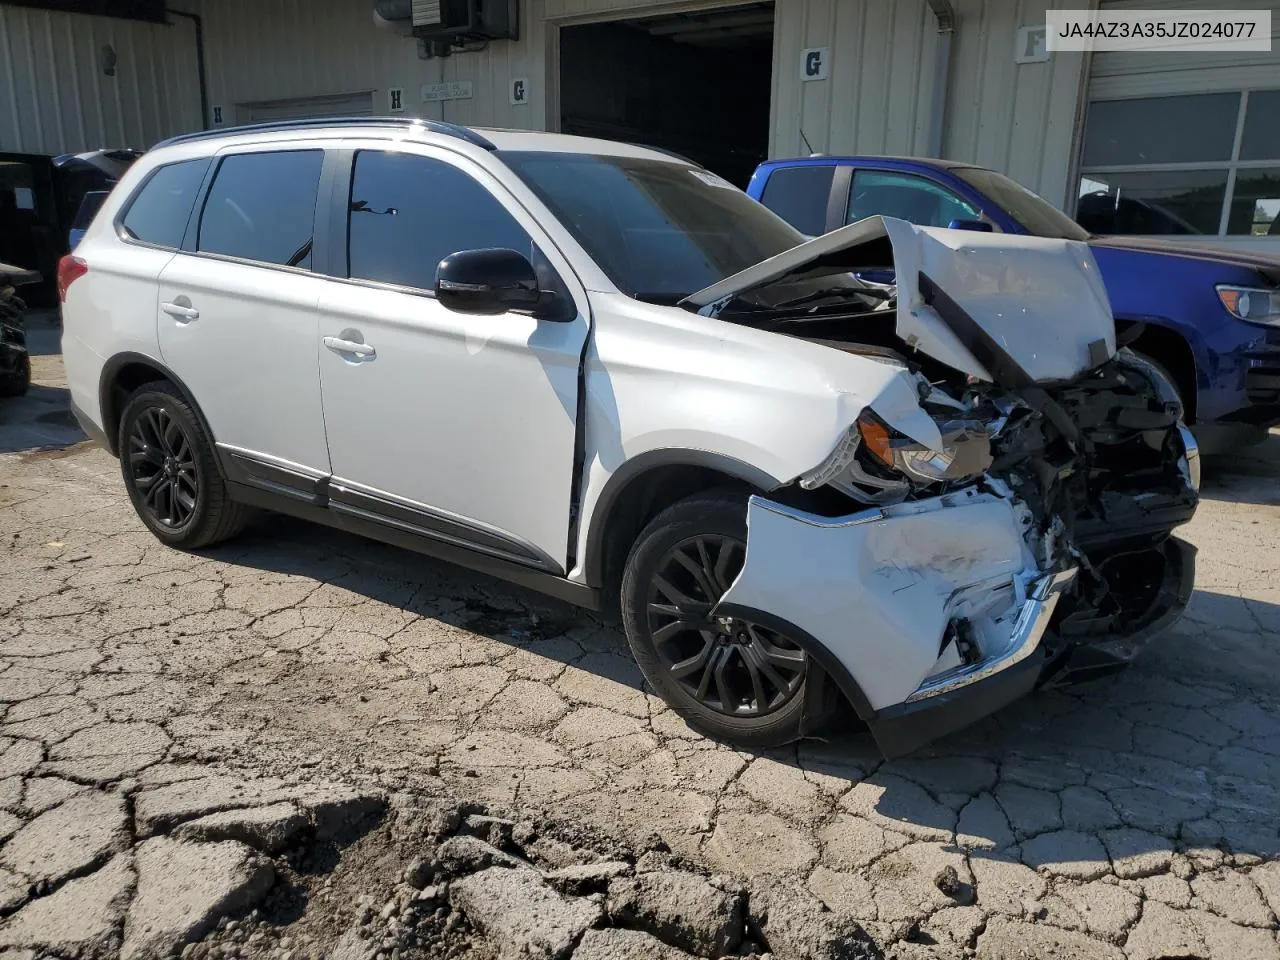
{"left": 620, "top": 490, "right": 811, "bottom": 748}
{"left": 0, "top": 354, "right": 30, "bottom": 398}
{"left": 117, "top": 381, "right": 251, "bottom": 549}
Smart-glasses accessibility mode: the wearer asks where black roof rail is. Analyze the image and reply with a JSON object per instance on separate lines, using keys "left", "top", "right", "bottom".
{"left": 152, "top": 116, "right": 496, "bottom": 151}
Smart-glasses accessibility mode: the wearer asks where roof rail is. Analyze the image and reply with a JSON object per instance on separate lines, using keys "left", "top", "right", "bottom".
{"left": 152, "top": 116, "right": 496, "bottom": 151}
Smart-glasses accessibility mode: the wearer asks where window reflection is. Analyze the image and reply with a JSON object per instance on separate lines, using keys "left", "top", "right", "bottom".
{"left": 1075, "top": 171, "right": 1227, "bottom": 235}
{"left": 1228, "top": 169, "right": 1280, "bottom": 236}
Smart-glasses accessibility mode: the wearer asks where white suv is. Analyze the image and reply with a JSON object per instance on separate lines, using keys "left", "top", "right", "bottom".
{"left": 60, "top": 119, "right": 1199, "bottom": 755}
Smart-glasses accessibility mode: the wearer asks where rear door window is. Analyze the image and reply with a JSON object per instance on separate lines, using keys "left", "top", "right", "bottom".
{"left": 121, "top": 158, "right": 211, "bottom": 249}
{"left": 848, "top": 169, "right": 979, "bottom": 227}
{"left": 758, "top": 165, "right": 835, "bottom": 237}
{"left": 198, "top": 150, "right": 323, "bottom": 268}
{"left": 345, "top": 150, "right": 533, "bottom": 291}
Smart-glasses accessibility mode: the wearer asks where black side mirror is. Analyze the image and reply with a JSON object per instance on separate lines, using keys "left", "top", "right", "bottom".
{"left": 436, "top": 248, "right": 555, "bottom": 317}
{"left": 947, "top": 218, "right": 994, "bottom": 233}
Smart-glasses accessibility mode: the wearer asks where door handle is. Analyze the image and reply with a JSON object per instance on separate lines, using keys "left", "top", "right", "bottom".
{"left": 323, "top": 336, "right": 376, "bottom": 358}
{"left": 161, "top": 300, "right": 200, "bottom": 322}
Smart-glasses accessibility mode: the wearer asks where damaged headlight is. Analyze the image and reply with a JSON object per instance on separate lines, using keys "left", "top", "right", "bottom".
{"left": 799, "top": 411, "right": 994, "bottom": 496}
{"left": 856, "top": 411, "right": 994, "bottom": 485}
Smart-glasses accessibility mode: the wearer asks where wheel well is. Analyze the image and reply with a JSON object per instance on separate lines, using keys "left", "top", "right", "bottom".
{"left": 100, "top": 360, "right": 180, "bottom": 455}
{"left": 592, "top": 464, "right": 756, "bottom": 603}
{"left": 1123, "top": 323, "right": 1198, "bottom": 423}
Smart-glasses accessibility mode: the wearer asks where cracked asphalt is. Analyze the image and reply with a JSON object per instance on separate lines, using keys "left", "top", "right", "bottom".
{"left": 2, "top": 312, "right": 1279, "bottom": 958}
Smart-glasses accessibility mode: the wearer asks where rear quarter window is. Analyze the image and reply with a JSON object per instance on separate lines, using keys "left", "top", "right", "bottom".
{"left": 758, "top": 165, "right": 835, "bottom": 237}
{"left": 120, "top": 158, "right": 211, "bottom": 249}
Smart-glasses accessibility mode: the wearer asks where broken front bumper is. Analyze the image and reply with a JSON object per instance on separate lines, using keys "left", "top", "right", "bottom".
{"left": 714, "top": 488, "right": 1191, "bottom": 757}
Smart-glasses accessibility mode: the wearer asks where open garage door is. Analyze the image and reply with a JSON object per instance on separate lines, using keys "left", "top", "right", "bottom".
{"left": 559, "top": 3, "right": 774, "bottom": 187}
{"left": 241, "top": 91, "right": 375, "bottom": 124}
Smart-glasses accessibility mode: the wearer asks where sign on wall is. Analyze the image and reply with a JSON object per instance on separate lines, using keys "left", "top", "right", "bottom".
{"left": 423, "top": 81, "right": 474, "bottom": 103}
{"left": 510, "top": 78, "right": 529, "bottom": 105}
{"left": 212, "top": 106, "right": 224, "bottom": 125}
{"left": 801, "top": 47, "right": 829, "bottom": 81}
{"left": 388, "top": 87, "right": 405, "bottom": 112}
{"left": 1015, "top": 26, "right": 1050, "bottom": 63}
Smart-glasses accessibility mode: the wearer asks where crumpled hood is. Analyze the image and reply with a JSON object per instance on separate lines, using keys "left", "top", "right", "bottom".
{"left": 682, "top": 215, "right": 1117, "bottom": 383}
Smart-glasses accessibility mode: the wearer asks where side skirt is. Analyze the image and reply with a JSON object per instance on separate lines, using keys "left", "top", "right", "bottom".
{"left": 218, "top": 458, "right": 601, "bottom": 611}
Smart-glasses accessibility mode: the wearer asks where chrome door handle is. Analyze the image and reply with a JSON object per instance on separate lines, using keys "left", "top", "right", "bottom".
{"left": 161, "top": 301, "right": 200, "bottom": 322}
{"left": 323, "top": 336, "right": 375, "bottom": 358}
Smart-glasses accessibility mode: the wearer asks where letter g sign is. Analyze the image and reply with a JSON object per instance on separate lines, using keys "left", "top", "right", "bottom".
{"left": 801, "top": 47, "right": 829, "bottom": 81}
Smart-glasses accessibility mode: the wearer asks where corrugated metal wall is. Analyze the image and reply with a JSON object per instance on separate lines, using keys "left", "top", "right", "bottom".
{"left": 1090, "top": 0, "right": 1280, "bottom": 98}
{"left": 0, "top": 0, "right": 1091, "bottom": 205}
{"left": 190, "top": 0, "right": 555, "bottom": 132}
{"left": 770, "top": 0, "right": 1090, "bottom": 208}
{"left": 770, "top": 0, "right": 935, "bottom": 162}
{"left": 944, "top": 0, "right": 1090, "bottom": 208}
{"left": 0, "top": 4, "right": 200, "bottom": 153}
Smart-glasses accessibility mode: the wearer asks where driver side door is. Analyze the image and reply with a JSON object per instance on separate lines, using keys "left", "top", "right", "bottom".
{"left": 315, "top": 146, "right": 589, "bottom": 575}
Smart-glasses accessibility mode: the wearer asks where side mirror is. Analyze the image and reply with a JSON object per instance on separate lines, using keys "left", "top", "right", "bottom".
{"left": 947, "top": 218, "right": 994, "bottom": 233}
{"left": 436, "top": 248, "right": 545, "bottom": 316}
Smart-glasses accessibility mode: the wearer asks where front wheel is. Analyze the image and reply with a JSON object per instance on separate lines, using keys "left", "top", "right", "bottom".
{"left": 620, "top": 491, "right": 811, "bottom": 748}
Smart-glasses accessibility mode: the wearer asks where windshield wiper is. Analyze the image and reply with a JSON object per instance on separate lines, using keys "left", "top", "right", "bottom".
{"left": 769, "top": 286, "right": 893, "bottom": 310}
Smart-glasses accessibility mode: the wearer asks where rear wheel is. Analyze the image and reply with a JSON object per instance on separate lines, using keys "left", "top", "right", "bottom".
{"left": 118, "top": 381, "right": 251, "bottom": 549}
{"left": 620, "top": 491, "right": 810, "bottom": 747}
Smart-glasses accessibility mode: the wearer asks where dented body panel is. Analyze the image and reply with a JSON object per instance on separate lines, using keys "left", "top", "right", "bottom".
{"left": 568, "top": 292, "right": 945, "bottom": 581}
{"left": 684, "top": 216, "right": 1116, "bottom": 383}
{"left": 717, "top": 489, "right": 1046, "bottom": 712}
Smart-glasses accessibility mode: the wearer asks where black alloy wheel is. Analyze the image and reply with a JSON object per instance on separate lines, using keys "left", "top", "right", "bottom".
{"left": 646, "top": 533, "right": 807, "bottom": 718}
{"left": 117, "top": 381, "right": 252, "bottom": 549}
{"left": 128, "top": 406, "right": 198, "bottom": 529}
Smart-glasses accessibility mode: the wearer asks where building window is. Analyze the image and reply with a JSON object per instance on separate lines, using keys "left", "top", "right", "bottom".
{"left": 1076, "top": 90, "right": 1280, "bottom": 238}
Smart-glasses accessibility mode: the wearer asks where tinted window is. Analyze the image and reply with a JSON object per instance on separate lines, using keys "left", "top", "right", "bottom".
{"left": 502, "top": 152, "right": 805, "bottom": 302}
{"left": 953, "top": 167, "right": 1089, "bottom": 241}
{"left": 848, "top": 170, "right": 979, "bottom": 228}
{"left": 759, "top": 165, "right": 835, "bottom": 236}
{"left": 198, "top": 151, "right": 322, "bottom": 267}
{"left": 347, "top": 151, "right": 532, "bottom": 290}
{"left": 121, "top": 158, "right": 210, "bottom": 248}
{"left": 1082, "top": 94, "right": 1240, "bottom": 167}
{"left": 1240, "top": 90, "right": 1280, "bottom": 162}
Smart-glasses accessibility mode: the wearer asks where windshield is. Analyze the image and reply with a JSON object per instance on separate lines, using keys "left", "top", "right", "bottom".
{"left": 954, "top": 167, "right": 1091, "bottom": 242}
{"left": 500, "top": 151, "right": 810, "bottom": 302}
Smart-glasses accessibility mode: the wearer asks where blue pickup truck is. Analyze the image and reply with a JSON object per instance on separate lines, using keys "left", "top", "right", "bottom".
{"left": 747, "top": 156, "right": 1280, "bottom": 453}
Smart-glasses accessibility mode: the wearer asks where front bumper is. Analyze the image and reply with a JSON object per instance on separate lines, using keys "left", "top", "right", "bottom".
{"left": 716, "top": 488, "right": 1193, "bottom": 756}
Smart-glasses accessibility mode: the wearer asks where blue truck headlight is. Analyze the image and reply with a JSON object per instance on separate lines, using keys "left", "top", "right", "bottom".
{"left": 1217, "top": 285, "right": 1280, "bottom": 326}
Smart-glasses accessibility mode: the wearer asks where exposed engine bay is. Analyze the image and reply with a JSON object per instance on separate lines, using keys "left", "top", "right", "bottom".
{"left": 698, "top": 220, "right": 1199, "bottom": 755}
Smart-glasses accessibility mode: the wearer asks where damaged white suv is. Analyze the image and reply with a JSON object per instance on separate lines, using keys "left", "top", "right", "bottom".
{"left": 60, "top": 119, "right": 1199, "bottom": 756}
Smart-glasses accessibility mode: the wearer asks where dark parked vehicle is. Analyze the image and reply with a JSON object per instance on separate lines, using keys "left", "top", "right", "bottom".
{"left": 0, "top": 262, "right": 38, "bottom": 398}
{"left": 0, "top": 149, "right": 141, "bottom": 304}
{"left": 748, "top": 156, "right": 1280, "bottom": 453}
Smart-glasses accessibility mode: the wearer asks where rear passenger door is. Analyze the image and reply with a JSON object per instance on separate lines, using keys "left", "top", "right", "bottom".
{"left": 156, "top": 147, "right": 333, "bottom": 481}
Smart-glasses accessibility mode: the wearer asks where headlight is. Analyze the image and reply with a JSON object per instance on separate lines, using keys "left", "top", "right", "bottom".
{"left": 857, "top": 411, "right": 993, "bottom": 484}
{"left": 1216, "top": 285, "right": 1280, "bottom": 326}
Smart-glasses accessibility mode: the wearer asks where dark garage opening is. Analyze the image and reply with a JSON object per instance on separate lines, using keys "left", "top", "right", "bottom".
{"left": 558, "top": 3, "right": 774, "bottom": 187}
